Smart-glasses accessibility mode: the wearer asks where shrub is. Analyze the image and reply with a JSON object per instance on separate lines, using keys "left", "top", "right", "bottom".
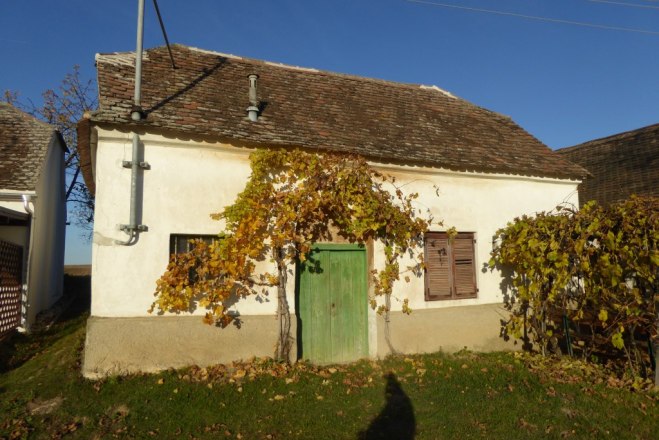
{"left": 490, "top": 196, "right": 658, "bottom": 379}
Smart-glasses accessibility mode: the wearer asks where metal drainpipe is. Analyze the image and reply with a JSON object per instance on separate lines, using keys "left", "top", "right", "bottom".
{"left": 117, "top": 0, "right": 149, "bottom": 245}
{"left": 21, "top": 194, "right": 35, "bottom": 330}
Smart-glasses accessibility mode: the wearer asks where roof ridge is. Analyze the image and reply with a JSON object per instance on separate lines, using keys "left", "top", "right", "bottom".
{"left": 97, "top": 44, "right": 464, "bottom": 99}
{"left": 0, "top": 101, "right": 55, "bottom": 132}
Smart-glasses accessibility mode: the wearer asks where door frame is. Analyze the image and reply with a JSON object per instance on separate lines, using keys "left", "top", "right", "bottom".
{"left": 295, "top": 243, "right": 368, "bottom": 362}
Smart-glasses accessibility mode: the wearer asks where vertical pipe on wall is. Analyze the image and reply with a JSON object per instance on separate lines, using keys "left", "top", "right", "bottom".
{"left": 118, "top": 0, "right": 148, "bottom": 245}
{"left": 21, "top": 194, "right": 34, "bottom": 330}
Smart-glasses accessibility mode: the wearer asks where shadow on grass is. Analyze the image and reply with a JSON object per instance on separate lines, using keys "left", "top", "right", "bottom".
{"left": 0, "top": 274, "right": 90, "bottom": 374}
{"left": 358, "top": 373, "right": 416, "bottom": 440}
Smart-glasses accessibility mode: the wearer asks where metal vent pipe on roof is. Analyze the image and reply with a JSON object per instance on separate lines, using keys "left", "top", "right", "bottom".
{"left": 246, "top": 74, "right": 259, "bottom": 122}
{"left": 131, "top": 0, "right": 145, "bottom": 121}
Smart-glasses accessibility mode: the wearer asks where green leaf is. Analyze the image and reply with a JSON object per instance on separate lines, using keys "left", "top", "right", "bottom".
{"left": 611, "top": 331, "right": 624, "bottom": 350}
{"left": 597, "top": 309, "right": 608, "bottom": 323}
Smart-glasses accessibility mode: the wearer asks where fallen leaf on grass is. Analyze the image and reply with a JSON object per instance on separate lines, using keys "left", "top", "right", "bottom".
{"left": 518, "top": 418, "right": 537, "bottom": 431}
{"left": 638, "top": 402, "right": 647, "bottom": 415}
{"left": 560, "top": 407, "right": 578, "bottom": 419}
{"left": 109, "top": 404, "right": 130, "bottom": 418}
{"left": 27, "top": 396, "right": 64, "bottom": 415}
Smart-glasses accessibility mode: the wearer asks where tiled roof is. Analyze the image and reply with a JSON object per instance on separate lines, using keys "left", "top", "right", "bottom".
{"left": 0, "top": 102, "right": 59, "bottom": 192}
{"left": 86, "top": 44, "right": 586, "bottom": 181}
{"left": 557, "top": 124, "right": 659, "bottom": 206}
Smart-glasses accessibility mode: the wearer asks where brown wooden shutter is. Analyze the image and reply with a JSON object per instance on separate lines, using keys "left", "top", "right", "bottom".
{"left": 452, "top": 233, "right": 477, "bottom": 298}
{"left": 424, "top": 232, "right": 452, "bottom": 300}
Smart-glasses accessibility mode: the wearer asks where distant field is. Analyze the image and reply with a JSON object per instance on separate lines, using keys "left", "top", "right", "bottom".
{"left": 63, "top": 265, "right": 91, "bottom": 276}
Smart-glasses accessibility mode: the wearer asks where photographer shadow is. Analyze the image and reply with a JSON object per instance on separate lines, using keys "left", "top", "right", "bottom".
{"left": 358, "top": 373, "right": 416, "bottom": 440}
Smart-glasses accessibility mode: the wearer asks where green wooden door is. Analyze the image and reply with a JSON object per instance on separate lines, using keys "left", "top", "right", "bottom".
{"left": 297, "top": 244, "right": 368, "bottom": 364}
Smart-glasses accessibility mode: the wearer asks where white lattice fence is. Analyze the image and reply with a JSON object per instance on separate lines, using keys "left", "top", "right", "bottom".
{"left": 0, "top": 240, "right": 23, "bottom": 337}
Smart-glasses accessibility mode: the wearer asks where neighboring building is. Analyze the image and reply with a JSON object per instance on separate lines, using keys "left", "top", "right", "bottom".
{"left": 78, "top": 45, "right": 587, "bottom": 377}
{"left": 557, "top": 123, "right": 659, "bottom": 206}
{"left": 0, "top": 102, "right": 68, "bottom": 334}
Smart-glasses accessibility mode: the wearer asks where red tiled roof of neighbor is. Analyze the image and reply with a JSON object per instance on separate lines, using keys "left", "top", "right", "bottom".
{"left": 0, "top": 102, "right": 61, "bottom": 192}
{"left": 557, "top": 123, "right": 659, "bottom": 206}
{"left": 79, "top": 44, "right": 586, "bottom": 193}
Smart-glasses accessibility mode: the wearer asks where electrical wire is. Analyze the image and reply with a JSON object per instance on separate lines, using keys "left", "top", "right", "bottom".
{"left": 587, "top": 0, "right": 659, "bottom": 10}
{"left": 152, "top": 0, "right": 177, "bottom": 69}
{"left": 405, "top": 0, "right": 659, "bottom": 35}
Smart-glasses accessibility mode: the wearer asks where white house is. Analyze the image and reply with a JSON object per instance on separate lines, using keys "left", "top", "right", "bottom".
{"left": 0, "top": 102, "right": 67, "bottom": 334}
{"left": 78, "top": 45, "right": 587, "bottom": 377}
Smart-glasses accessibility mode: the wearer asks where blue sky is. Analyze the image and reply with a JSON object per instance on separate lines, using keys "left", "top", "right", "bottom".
{"left": 2, "top": 0, "right": 658, "bottom": 264}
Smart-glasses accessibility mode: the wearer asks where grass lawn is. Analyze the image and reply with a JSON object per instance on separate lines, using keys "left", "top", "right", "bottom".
{"left": 1, "top": 278, "right": 657, "bottom": 439}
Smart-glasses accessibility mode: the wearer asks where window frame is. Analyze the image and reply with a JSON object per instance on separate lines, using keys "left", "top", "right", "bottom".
{"left": 423, "top": 231, "right": 478, "bottom": 301}
{"left": 169, "top": 234, "right": 220, "bottom": 282}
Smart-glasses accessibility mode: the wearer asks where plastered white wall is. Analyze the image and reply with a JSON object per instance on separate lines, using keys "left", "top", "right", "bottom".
{"left": 0, "top": 200, "right": 27, "bottom": 215}
{"left": 91, "top": 129, "right": 579, "bottom": 318}
{"left": 373, "top": 166, "right": 578, "bottom": 311}
{"left": 0, "top": 226, "right": 28, "bottom": 248}
{"left": 91, "top": 130, "right": 280, "bottom": 317}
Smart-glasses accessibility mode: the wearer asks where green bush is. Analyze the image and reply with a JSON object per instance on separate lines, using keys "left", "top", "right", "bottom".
{"left": 490, "top": 196, "right": 658, "bottom": 379}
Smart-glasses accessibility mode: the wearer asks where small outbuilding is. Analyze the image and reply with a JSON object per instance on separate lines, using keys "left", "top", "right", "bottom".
{"left": 78, "top": 45, "right": 587, "bottom": 376}
{"left": 0, "top": 102, "right": 68, "bottom": 335}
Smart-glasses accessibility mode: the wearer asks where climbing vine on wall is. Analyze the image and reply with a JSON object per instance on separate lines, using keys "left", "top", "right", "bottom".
{"left": 150, "top": 148, "right": 434, "bottom": 361}
{"left": 490, "top": 196, "right": 658, "bottom": 379}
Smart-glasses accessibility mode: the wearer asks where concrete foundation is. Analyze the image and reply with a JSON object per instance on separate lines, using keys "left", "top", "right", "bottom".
{"left": 376, "top": 303, "right": 516, "bottom": 356}
{"left": 82, "top": 314, "right": 295, "bottom": 378}
{"left": 83, "top": 303, "right": 516, "bottom": 377}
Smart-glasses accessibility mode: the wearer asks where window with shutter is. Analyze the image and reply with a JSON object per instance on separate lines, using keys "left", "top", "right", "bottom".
{"left": 424, "top": 232, "right": 477, "bottom": 301}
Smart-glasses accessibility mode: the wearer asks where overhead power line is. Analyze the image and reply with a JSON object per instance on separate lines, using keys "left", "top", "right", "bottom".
{"left": 587, "top": 0, "right": 659, "bottom": 10}
{"left": 405, "top": 0, "right": 659, "bottom": 35}
{"left": 152, "top": 0, "right": 176, "bottom": 69}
